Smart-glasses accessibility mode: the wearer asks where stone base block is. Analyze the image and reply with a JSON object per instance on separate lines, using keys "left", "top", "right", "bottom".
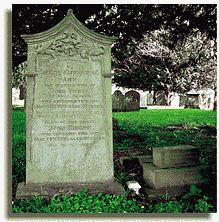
{"left": 153, "top": 145, "right": 200, "bottom": 169}
{"left": 120, "top": 155, "right": 153, "bottom": 166}
{"left": 15, "top": 179, "right": 125, "bottom": 201}
{"left": 143, "top": 163, "right": 208, "bottom": 189}
{"left": 138, "top": 155, "right": 153, "bottom": 167}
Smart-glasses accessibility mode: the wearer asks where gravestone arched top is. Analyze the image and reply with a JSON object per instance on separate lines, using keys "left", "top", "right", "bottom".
{"left": 21, "top": 8, "right": 117, "bottom": 45}
{"left": 113, "top": 90, "right": 124, "bottom": 96}
{"left": 125, "top": 90, "right": 140, "bottom": 97}
{"left": 67, "top": 9, "right": 74, "bottom": 15}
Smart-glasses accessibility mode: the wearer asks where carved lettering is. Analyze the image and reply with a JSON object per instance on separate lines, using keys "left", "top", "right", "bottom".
{"left": 33, "top": 60, "right": 103, "bottom": 145}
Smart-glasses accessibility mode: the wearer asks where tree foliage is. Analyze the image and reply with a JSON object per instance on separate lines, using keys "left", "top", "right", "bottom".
{"left": 85, "top": 4, "right": 217, "bottom": 107}
{"left": 112, "top": 26, "right": 216, "bottom": 106}
{"left": 12, "top": 4, "right": 217, "bottom": 108}
{"left": 84, "top": 4, "right": 216, "bottom": 67}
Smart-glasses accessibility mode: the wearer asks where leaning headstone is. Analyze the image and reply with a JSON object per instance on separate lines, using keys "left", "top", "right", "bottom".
{"left": 124, "top": 90, "right": 140, "bottom": 111}
{"left": 112, "top": 90, "right": 124, "bottom": 112}
{"left": 16, "top": 9, "right": 125, "bottom": 200}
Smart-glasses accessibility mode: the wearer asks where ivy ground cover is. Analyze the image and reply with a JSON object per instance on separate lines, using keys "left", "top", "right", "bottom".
{"left": 11, "top": 106, "right": 217, "bottom": 213}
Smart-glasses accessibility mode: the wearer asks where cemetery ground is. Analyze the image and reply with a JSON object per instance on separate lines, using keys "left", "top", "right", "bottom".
{"left": 11, "top": 106, "right": 217, "bottom": 213}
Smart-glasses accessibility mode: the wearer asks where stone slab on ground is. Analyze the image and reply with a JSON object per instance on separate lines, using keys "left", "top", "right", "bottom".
{"left": 153, "top": 145, "right": 200, "bottom": 169}
{"left": 16, "top": 181, "right": 125, "bottom": 201}
{"left": 143, "top": 162, "right": 208, "bottom": 190}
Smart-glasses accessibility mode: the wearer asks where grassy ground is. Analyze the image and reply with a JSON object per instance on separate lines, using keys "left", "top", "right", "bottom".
{"left": 11, "top": 106, "right": 217, "bottom": 213}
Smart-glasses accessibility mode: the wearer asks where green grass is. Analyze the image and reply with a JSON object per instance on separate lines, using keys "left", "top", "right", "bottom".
{"left": 113, "top": 109, "right": 216, "bottom": 129}
{"left": 113, "top": 109, "right": 216, "bottom": 153}
{"left": 11, "top": 107, "right": 217, "bottom": 213}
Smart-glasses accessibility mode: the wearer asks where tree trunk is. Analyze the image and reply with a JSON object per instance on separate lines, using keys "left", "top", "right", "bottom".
{"left": 153, "top": 89, "right": 157, "bottom": 105}
{"left": 19, "top": 84, "right": 25, "bottom": 100}
{"left": 165, "top": 88, "right": 169, "bottom": 106}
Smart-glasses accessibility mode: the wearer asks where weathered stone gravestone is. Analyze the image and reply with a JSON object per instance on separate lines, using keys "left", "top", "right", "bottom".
{"left": 186, "top": 94, "right": 200, "bottom": 107}
{"left": 147, "top": 93, "right": 153, "bottom": 105}
{"left": 124, "top": 90, "right": 140, "bottom": 111}
{"left": 140, "top": 95, "right": 146, "bottom": 107}
{"left": 112, "top": 90, "right": 124, "bottom": 112}
{"left": 179, "top": 95, "right": 187, "bottom": 107}
{"left": 16, "top": 9, "right": 125, "bottom": 200}
{"left": 156, "top": 91, "right": 166, "bottom": 105}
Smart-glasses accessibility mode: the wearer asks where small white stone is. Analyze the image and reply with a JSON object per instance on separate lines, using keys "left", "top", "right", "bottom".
{"left": 126, "top": 181, "right": 141, "bottom": 194}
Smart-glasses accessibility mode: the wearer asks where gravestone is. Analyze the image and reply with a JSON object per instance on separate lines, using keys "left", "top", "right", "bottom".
{"left": 179, "top": 95, "right": 187, "bottom": 107}
{"left": 124, "top": 90, "right": 140, "bottom": 111}
{"left": 140, "top": 95, "right": 146, "bottom": 107}
{"left": 16, "top": 9, "right": 125, "bottom": 200}
{"left": 112, "top": 90, "right": 124, "bottom": 112}
{"left": 147, "top": 93, "right": 153, "bottom": 105}
{"left": 187, "top": 94, "right": 200, "bottom": 107}
{"left": 156, "top": 91, "right": 166, "bottom": 105}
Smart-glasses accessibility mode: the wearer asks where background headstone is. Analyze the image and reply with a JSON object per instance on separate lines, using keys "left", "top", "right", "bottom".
{"left": 147, "top": 93, "right": 153, "bottom": 105}
{"left": 140, "top": 95, "right": 146, "bottom": 107}
{"left": 16, "top": 9, "right": 125, "bottom": 200}
{"left": 156, "top": 91, "right": 166, "bottom": 105}
{"left": 124, "top": 90, "right": 140, "bottom": 111}
{"left": 179, "top": 95, "right": 187, "bottom": 107}
{"left": 112, "top": 90, "right": 124, "bottom": 112}
{"left": 186, "top": 94, "right": 200, "bottom": 108}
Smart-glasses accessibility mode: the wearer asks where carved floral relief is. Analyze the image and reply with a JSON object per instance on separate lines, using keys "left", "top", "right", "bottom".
{"left": 35, "top": 31, "right": 105, "bottom": 59}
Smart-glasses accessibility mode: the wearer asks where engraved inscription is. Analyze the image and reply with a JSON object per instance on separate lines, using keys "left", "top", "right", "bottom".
{"left": 33, "top": 60, "right": 104, "bottom": 144}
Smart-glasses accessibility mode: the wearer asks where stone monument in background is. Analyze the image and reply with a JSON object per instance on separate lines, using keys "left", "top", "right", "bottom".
{"left": 16, "top": 9, "right": 125, "bottom": 200}
{"left": 112, "top": 90, "right": 124, "bottom": 112}
{"left": 124, "top": 90, "right": 140, "bottom": 111}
